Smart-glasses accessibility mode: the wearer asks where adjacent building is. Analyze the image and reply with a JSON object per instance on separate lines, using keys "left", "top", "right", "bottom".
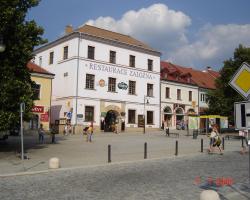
{"left": 160, "top": 61, "right": 219, "bottom": 129}
{"left": 27, "top": 62, "right": 54, "bottom": 131}
{"left": 33, "top": 25, "right": 161, "bottom": 133}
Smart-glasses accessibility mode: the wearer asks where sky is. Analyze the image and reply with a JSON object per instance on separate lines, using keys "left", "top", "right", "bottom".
{"left": 27, "top": 0, "right": 250, "bottom": 70}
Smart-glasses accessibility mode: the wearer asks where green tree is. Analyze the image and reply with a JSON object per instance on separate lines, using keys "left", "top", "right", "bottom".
{"left": 0, "top": 0, "right": 45, "bottom": 131}
{"left": 206, "top": 45, "right": 250, "bottom": 124}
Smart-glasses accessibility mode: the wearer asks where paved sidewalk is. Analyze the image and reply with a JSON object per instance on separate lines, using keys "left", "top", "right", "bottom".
{"left": 0, "top": 130, "right": 244, "bottom": 175}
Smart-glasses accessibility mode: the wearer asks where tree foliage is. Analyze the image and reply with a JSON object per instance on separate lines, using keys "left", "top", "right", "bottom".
{"left": 206, "top": 45, "right": 250, "bottom": 124}
{"left": 0, "top": 0, "right": 45, "bottom": 131}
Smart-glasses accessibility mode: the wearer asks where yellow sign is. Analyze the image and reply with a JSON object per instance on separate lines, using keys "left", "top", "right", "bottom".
{"left": 229, "top": 62, "right": 250, "bottom": 99}
{"left": 235, "top": 69, "right": 250, "bottom": 93}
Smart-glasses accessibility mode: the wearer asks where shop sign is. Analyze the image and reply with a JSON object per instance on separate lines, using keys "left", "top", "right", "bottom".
{"left": 32, "top": 106, "right": 44, "bottom": 113}
{"left": 40, "top": 112, "right": 49, "bottom": 122}
{"left": 118, "top": 82, "right": 128, "bottom": 90}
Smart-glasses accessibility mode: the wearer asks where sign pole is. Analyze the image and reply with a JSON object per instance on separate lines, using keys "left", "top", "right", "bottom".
{"left": 20, "top": 103, "right": 25, "bottom": 160}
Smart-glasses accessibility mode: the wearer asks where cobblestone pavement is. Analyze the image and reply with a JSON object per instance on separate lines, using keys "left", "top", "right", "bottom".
{"left": 0, "top": 131, "right": 245, "bottom": 175}
{"left": 0, "top": 151, "right": 249, "bottom": 200}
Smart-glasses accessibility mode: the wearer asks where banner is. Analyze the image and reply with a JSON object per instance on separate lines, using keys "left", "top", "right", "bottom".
{"left": 188, "top": 117, "right": 199, "bottom": 129}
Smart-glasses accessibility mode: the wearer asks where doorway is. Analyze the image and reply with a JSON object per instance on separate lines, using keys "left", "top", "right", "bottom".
{"left": 104, "top": 110, "right": 118, "bottom": 132}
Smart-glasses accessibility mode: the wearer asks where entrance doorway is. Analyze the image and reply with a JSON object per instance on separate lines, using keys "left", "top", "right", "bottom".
{"left": 30, "top": 114, "right": 39, "bottom": 129}
{"left": 104, "top": 110, "right": 118, "bottom": 132}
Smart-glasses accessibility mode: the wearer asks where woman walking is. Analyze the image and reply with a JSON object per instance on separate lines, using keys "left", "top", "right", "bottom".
{"left": 208, "top": 124, "right": 223, "bottom": 155}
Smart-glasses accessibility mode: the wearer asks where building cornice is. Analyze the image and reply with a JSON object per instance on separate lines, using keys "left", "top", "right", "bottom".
{"left": 34, "top": 32, "right": 161, "bottom": 57}
{"left": 31, "top": 72, "right": 54, "bottom": 79}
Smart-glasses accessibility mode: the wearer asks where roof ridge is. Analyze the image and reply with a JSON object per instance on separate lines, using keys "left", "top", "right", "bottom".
{"left": 80, "top": 24, "right": 132, "bottom": 38}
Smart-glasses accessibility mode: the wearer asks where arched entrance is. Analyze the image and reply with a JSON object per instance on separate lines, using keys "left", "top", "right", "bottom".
{"left": 175, "top": 107, "right": 184, "bottom": 130}
{"left": 104, "top": 110, "right": 118, "bottom": 132}
{"left": 163, "top": 106, "right": 172, "bottom": 127}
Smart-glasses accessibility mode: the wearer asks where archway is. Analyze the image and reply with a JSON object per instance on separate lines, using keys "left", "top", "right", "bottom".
{"left": 163, "top": 106, "right": 172, "bottom": 128}
{"left": 104, "top": 110, "right": 119, "bottom": 132}
{"left": 175, "top": 107, "right": 185, "bottom": 129}
{"left": 187, "top": 108, "right": 196, "bottom": 115}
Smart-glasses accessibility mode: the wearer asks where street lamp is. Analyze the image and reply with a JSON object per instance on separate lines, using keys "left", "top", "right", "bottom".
{"left": 143, "top": 95, "right": 149, "bottom": 134}
{"left": 0, "top": 35, "right": 6, "bottom": 53}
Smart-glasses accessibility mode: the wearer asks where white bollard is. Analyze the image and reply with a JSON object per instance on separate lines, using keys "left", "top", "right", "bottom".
{"left": 49, "top": 157, "right": 60, "bottom": 169}
{"left": 200, "top": 190, "right": 220, "bottom": 200}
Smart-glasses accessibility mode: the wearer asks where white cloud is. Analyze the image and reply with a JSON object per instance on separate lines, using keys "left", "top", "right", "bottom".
{"left": 167, "top": 24, "right": 250, "bottom": 69}
{"left": 84, "top": 4, "right": 250, "bottom": 70}
{"left": 85, "top": 3, "right": 191, "bottom": 51}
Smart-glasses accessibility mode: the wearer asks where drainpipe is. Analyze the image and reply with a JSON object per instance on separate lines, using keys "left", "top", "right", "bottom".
{"left": 75, "top": 32, "right": 81, "bottom": 132}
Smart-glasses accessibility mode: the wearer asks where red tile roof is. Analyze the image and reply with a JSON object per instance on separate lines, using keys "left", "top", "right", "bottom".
{"left": 161, "top": 61, "right": 220, "bottom": 89}
{"left": 27, "top": 62, "right": 54, "bottom": 76}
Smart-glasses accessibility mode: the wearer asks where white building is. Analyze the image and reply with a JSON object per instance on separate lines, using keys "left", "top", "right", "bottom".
{"left": 161, "top": 62, "right": 199, "bottom": 129}
{"left": 33, "top": 25, "right": 161, "bottom": 133}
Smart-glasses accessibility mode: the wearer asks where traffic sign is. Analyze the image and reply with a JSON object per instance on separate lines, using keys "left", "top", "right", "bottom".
{"left": 229, "top": 62, "right": 250, "bottom": 100}
{"left": 234, "top": 101, "right": 250, "bottom": 130}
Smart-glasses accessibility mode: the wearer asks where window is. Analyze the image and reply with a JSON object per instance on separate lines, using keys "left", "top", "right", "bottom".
{"left": 49, "top": 51, "right": 54, "bottom": 65}
{"left": 148, "top": 59, "right": 153, "bottom": 71}
{"left": 88, "top": 46, "right": 95, "bottom": 59}
{"left": 177, "top": 89, "right": 181, "bottom": 100}
{"left": 129, "top": 55, "right": 135, "bottom": 67}
{"left": 165, "top": 87, "right": 170, "bottom": 98}
{"left": 147, "top": 84, "right": 153, "bottom": 97}
{"left": 109, "top": 51, "right": 116, "bottom": 64}
{"left": 85, "top": 106, "right": 94, "bottom": 122}
{"left": 108, "top": 77, "right": 116, "bottom": 92}
{"left": 85, "top": 74, "right": 95, "bottom": 89}
{"left": 128, "top": 81, "right": 136, "bottom": 95}
{"left": 33, "top": 84, "right": 41, "bottom": 100}
{"left": 63, "top": 46, "right": 68, "bottom": 60}
{"left": 128, "top": 110, "right": 136, "bottom": 124}
{"left": 201, "top": 93, "right": 206, "bottom": 102}
{"left": 147, "top": 111, "right": 154, "bottom": 124}
{"left": 39, "top": 56, "right": 42, "bottom": 66}
{"left": 189, "top": 91, "right": 192, "bottom": 101}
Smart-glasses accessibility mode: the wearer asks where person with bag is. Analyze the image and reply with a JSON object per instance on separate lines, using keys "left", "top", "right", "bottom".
{"left": 208, "top": 124, "right": 223, "bottom": 155}
{"left": 86, "top": 122, "right": 93, "bottom": 142}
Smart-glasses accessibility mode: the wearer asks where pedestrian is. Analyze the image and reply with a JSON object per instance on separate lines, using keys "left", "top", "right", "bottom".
{"left": 50, "top": 125, "right": 56, "bottom": 144}
{"left": 86, "top": 122, "right": 93, "bottom": 142}
{"left": 38, "top": 124, "right": 45, "bottom": 144}
{"left": 208, "top": 124, "right": 223, "bottom": 154}
{"left": 240, "top": 129, "right": 249, "bottom": 154}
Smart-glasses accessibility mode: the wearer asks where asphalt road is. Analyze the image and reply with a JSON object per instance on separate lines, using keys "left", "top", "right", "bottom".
{"left": 0, "top": 152, "right": 249, "bottom": 200}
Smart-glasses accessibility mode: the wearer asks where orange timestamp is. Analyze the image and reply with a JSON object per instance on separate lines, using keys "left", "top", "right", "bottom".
{"left": 194, "top": 176, "right": 233, "bottom": 187}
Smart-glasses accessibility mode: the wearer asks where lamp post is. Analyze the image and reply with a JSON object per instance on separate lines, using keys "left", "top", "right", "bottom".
{"left": 0, "top": 35, "right": 6, "bottom": 53}
{"left": 143, "top": 95, "right": 149, "bottom": 134}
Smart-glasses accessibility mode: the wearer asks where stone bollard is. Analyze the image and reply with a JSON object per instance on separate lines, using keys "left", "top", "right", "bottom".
{"left": 200, "top": 190, "right": 220, "bottom": 200}
{"left": 49, "top": 157, "right": 60, "bottom": 169}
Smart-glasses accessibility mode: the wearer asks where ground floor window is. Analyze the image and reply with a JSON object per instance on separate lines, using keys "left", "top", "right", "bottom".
{"left": 30, "top": 114, "right": 39, "bottom": 129}
{"left": 85, "top": 106, "right": 94, "bottom": 122}
{"left": 128, "top": 109, "right": 136, "bottom": 124}
{"left": 147, "top": 111, "right": 154, "bottom": 124}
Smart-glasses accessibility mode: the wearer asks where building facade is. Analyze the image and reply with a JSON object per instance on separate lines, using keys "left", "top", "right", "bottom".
{"left": 160, "top": 62, "right": 219, "bottom": 130}
{"left": 34, "top": 25, "right": 161, "bottom": 133}
{"left": 27, "top": 62, "right": 54, "bottom": 131}
{"left": 161, "top": 62, "right": 199, "bottom": 129}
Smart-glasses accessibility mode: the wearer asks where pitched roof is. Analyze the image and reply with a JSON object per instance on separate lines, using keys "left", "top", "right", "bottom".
{"left": 161, "top": 61, "right": 220, "bottom": 89}
{"left": 27, "top": 62, "right": 54, "bottom": 76}
{"left": 77, "top": 24, "right": 158, "bottom": 52}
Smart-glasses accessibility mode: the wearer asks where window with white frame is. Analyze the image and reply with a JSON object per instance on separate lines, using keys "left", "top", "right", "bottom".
{"left": 147, "top": 84, "right": 153, "bottom": 97}
{"left": 128, "top": 80, "right": 136, "bottom": 95}
{"left": 108, "top": 77, "right": 116, "bottom": 92}
{"left": 85, "top": 74, "right": 95, "bottom": 89}
{"left": 85, "top": 106, "right": 94, "bottom": 122}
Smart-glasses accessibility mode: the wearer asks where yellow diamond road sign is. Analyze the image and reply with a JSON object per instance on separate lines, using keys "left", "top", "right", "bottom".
{"left": 229, "top": 62, "right": 250, "bottom": 99}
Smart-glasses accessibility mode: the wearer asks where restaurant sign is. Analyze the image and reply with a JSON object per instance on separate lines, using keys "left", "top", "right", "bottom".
{"left": 32, "top": 106, "right": 44, "bottom": 113}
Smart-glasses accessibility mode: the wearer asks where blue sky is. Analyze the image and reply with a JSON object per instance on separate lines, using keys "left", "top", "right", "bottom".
{"left": 27, "top": 0, "right": 250, "bottom": 70}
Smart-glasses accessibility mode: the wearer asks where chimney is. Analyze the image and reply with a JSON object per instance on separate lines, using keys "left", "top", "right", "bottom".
{"left": 65, "top": 25, "right": 73, "bottom": 34}
{"left": 206, "top": 66, "right": 212, "bottom": 70}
